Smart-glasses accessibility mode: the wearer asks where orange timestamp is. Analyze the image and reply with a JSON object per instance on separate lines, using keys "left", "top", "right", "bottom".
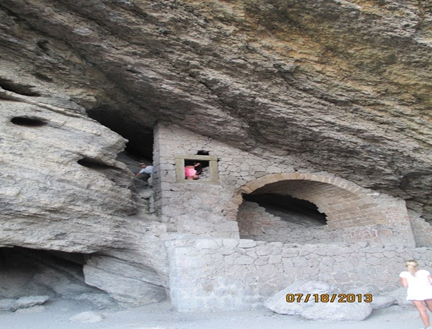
{"left": 285, "top": 293, "right": 373, "bottom": 303}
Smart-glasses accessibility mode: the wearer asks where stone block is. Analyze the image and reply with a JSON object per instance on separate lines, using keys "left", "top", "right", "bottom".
{"left": 194, "top": 239, "right": 221, "bottom": 249}
{"left": 301, "top": 301, "right": 373, "bottom": 321}
{"left": 370, "top": 295, "right": 396, "bottom": 310}
{"left": 224, "top": 254, "right": 238, "bottom": 265}
{"left": 268, "top": 255, "right": 282, "bottom": 264}
{"left": 256, "top": 245, "right": 273, "bottom": 256}
{"left": 220, "top": 247, "right": 236, "bottom": 255}
{"left": 264, "top": 281, "right": 333, "bottom": 315}
{"left": 255, "top": 257, "right": 269, "bottom": 265}
{"left": 234, "top": 255, "right": 255, "bottom": 265}
{"left": 238, "top": 239, "right": 257, "bottom": 248}
{"left": 246, "top": 250, "right": 258, "bottom": 259}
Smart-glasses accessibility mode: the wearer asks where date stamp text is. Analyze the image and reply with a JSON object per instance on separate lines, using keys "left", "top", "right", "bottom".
{"left": 285, "top": 293, "right": 373, "bottom": 303}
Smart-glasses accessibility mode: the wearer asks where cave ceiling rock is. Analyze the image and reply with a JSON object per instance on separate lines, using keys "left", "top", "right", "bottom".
{"left": 0, "top": 0, "right": 431, "bottom": 222}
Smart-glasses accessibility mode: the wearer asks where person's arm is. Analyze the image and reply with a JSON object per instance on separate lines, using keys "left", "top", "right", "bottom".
{"left": 135, "top": 169, "right": 143, "bottom": 178}
{"left": 401, "top": 277, "right": 408, "bottom": 287}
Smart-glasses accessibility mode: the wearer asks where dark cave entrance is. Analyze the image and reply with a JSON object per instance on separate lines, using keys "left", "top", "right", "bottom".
{"left": 238, "top": 193, "right": 328, "bottom": 244}
{"left": 86, "top": 106, "right": 154, "bottom": 162}
{"left": 243, "top": 193, "right": 327, "bottom": 225}
{"left": 0, "top": 247, "right": 114, "bottom": 307}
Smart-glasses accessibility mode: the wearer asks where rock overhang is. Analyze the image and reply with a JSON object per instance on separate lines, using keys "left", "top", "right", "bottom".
{"left": 0, "top": 0, "right": 430, "bottom": 220}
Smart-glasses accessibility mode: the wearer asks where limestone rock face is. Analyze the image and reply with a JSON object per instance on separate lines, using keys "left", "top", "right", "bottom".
{"left": 0, "top": 295, "right": 49, "bottom": 312}
{"left": 0, "top": 97, "right": 134, "bottom": 252}
{"left": 301, "top": 302, "right": 373, "bottom": 321}
{"left": 264, "top": 280, "right": 334, "bottom": 315}
{"left": 0, "top": 0, "right": 430, "bottom": 220}
{"left": 83, "top": 255, "right": 167, "bottom": 307}
{"left": 265, "top": 282, "right": 376, "bottom": 321}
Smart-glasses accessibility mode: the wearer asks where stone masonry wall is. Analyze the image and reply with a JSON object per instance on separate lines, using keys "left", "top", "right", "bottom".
{"left": 167, "top": 238, "right": 432, "bottom": 312}
{"left": 153, "top": 123, "right": 425, "bottom": 312}
{"left": 228, "top": 174, "right": 415, "bottom": 246}
{"left": 410, "top": 210, "right": 432, "bottom": 247}
{"left": 153, "top": 123, "right": 417, "bottom": 245}
{"left": 153, "top": 123, "right": 240, "bottom": 237}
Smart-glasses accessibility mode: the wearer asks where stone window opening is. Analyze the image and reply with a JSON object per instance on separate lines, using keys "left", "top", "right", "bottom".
{"left": 11, "top": 116, "right": 48, "bottom": 127}
{"left": 175, "top": 153, "right": 219, "bottom": 184}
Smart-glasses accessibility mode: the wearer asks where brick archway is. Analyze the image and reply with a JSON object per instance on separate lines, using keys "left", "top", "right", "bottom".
{"left": 225, "top": 173, "right": 386, "bottom": 230}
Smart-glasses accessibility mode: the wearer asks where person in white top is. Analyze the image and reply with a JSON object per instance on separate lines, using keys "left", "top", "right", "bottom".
{"left": 400, "top": 260, "right": 432, "bottom": 329}
{"left": 134, "top": 163, "right": 154, "bottom": 186}
{"left": 135, "top": 163, "right": 153, "bottom": 177}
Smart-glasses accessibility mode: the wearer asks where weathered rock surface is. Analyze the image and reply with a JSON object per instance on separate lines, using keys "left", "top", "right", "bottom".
{"left": 0, "top": 0, "right": 431, "bottom": 311}
{"left": 0, "top": 295, "right": 49, "bottom": 312}
{"left": 0, "top": 299, "right": 16, "bottom": 312}
{"left": 13, "top": 295, "right": 50, "bottom": 311}
{"left": 265, "top": 282, "right": 397, "bottom": 321}
{"left": 0, "top": 0, "right": 431, "bottom": 220}
{"left": 301, "top": 301, "right": 373, "bottom": 321}
{"left": 264, "top": 281, "right": 334, "bottom": 315}
{"left": 0, "top": 99, "right": 135, "bottom": 252}
{"left": 84, "top": 253, "right": 167, "bottom": 307}
{"left": 370, "top": 295, "right": 397, "bottom": 310}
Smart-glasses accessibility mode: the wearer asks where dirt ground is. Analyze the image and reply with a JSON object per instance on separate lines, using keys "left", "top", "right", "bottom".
{"left": 0, "top": 298, "right": 424, "bottom": 329}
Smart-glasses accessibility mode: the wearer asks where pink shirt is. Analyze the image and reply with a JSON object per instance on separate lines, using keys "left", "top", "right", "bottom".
{"left": 185, "top": 166, "right": 196, "bottom": 177}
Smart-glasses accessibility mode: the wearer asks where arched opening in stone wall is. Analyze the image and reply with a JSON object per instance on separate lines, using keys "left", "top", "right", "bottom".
{"left": 239, "top": 191, "right": 328, "bottom": 244}
{"left": 243, "top": 193, "right": 327, "bottom": 225}
{"left": 230, "top": 173, "right": 387, "bottom": 244}
{"left": 0, "top": 247, "right": 117, "bottom": 310}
